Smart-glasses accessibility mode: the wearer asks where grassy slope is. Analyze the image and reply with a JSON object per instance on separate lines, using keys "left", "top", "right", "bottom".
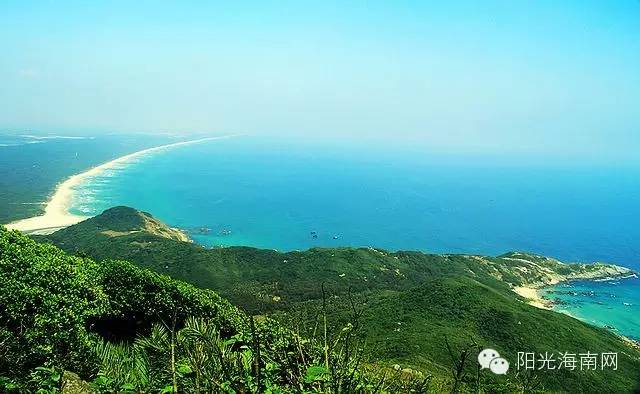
{"left": 7, "top": 225, "right": 410, "bottom": 393}
{"left": 40, "top": 207, "right": 640, "bottom": 392}
{"left": 278, "top": 277, "right": 640, "bottom": 392}
{"left": 0, "top": 225, "right": 246, "bottom": 379}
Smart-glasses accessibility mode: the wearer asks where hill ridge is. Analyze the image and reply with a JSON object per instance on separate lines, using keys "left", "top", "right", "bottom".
{"left": 27, "top": 206, "right": 640, "bottom": 392}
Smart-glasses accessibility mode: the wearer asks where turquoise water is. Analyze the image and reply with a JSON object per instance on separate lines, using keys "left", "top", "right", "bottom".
{"left": 0, "top": 132, "right": 173, "bottom": 223}
{"left": 10, "top": 134, "right": 639, "bottom": 338}
{"left": 71, "top": 136, "right": 640, "bottom": 265}
{"left": 542, "top": 277, "right": 640, "bottom": 340}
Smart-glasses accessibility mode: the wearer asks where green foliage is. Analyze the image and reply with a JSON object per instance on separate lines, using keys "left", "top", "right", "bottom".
{"left": 0, "top": 227, "right": 244, "bottom": 389}
{"left": 90, "top": 317, "right": 432, "bottom": 393}
{"left": 276, "top": 277, "right": 640, "bottom": 392}
{"left": 0, "top": 376, "right": 20, "bottom": 392}
{"left": 0, "top": 226, "right": 430, "bottom": 393}
{"left": 7, "top": 206, "right": 640, "bottom": 393}
{"left": 30, "top": 366, "right": 62, "bottom": 394}
{"left": 0, "top": 228, "right": 109, "bottom": 377}
{"left": 305, "top": 366, "right": 329, "bottom": 383}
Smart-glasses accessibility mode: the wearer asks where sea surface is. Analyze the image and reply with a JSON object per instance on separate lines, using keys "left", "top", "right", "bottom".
{"left": 2, "top": 132, "right": 639, "bottom": 338}
{"left": 542, "top": 277, "right": 640, "bottom": 340}
{"left": 0, "top": 132, "right": 175, "bottom": 223}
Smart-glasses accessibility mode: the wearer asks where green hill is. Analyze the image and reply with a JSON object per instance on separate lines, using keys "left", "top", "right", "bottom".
{"left": 31, "top": 206, "right": 640, "bottom": 393}
{"left": 1, "top": 225, "right": 434, "bottom": 393}
{"left": 42, "top": 207, "right": 633, "bottom": 312}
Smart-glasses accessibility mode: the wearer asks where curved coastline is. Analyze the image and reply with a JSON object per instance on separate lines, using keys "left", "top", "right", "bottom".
{"left": 515, "top": 275, "right": 640, "bottom": 346}
{"left": 5, "top": 135, "right": 235, "bottom": 234}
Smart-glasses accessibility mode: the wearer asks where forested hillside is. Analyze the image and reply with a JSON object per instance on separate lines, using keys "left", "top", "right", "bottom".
{"left": 23, "top": 206, "right": 640, "bottom": 392}
{"left": 1, "top": 226, "right": 433, "bottom": 392}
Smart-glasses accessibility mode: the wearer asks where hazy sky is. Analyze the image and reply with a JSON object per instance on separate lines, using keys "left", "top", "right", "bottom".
{"left": 1, "top": 1, "right": 638, "bottom": 157}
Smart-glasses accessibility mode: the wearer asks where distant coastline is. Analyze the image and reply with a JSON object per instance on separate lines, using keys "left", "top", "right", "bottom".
{"left": 514, "top": 274, "right": 640, "bottom": 346}
{"left": 5, "top": 135, "right": 235, "bottom": 234}
{"left": 514, "top": 272, "right": 638, "bottom": 310}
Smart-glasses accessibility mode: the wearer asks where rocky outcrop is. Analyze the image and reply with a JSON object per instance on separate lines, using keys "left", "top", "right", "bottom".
{"left": 465, "top": 251, "right": 635, "bottom": 288}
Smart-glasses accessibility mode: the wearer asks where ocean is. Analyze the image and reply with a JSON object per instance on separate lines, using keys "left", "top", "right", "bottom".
{"left": 68, "top": 136, "right": 640, "bottom": 266}
{"left": 542, "top": 277, "right": 640, "bottom": 340}
{"left": 0, "top": 132, "right": 175, "bottom": 224}
{"left": 2, "top": 133, "right": 639, "bottom": 338}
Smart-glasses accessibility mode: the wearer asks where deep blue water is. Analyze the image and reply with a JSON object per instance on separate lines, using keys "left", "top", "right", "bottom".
{"left": 3, "top": 133, "right": 639, "bottom": 338}
{"left": 70, "top": 136, "right": 640, "bottom": 270}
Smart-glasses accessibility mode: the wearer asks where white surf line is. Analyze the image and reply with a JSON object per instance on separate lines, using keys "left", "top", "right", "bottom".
{"left": 5, "top": 135, "right": 236, "bottom": 234}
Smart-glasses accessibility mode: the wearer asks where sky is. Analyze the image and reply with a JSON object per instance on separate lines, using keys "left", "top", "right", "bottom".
{"left": 0, "top": 1, "right": 639, "bottom": 158}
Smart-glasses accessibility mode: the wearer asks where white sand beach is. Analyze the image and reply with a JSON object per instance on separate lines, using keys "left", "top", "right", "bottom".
{"left": 513, "top": 286, "right": 552, "bottom": 310}
{"left": 5, "top": 135, "right": 235, "bottom": 234}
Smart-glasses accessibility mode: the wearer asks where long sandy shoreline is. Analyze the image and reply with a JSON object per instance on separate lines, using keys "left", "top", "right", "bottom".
{"left": 5, "top": 135, "right": 235, "bottom": 234}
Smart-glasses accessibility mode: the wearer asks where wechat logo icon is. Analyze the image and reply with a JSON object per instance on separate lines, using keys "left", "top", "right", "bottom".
{"left": 478, "top": 348, "right": 509, "bottom": 375}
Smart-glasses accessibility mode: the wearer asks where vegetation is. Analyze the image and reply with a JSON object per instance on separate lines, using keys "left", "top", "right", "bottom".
{"left": 3, "top": 206, "right": 640, "bottom": 392}
{"left": 0, "top": 226, "right": 429, "bottom": 392}
{"left": 274, "top": 277, "right": 640, "bottom": 392}
{"left": 90, "top": 317, "right": 430, "bottom": 393}
{"left": 43, "top": 208, "right": 633, "bottom": 315}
